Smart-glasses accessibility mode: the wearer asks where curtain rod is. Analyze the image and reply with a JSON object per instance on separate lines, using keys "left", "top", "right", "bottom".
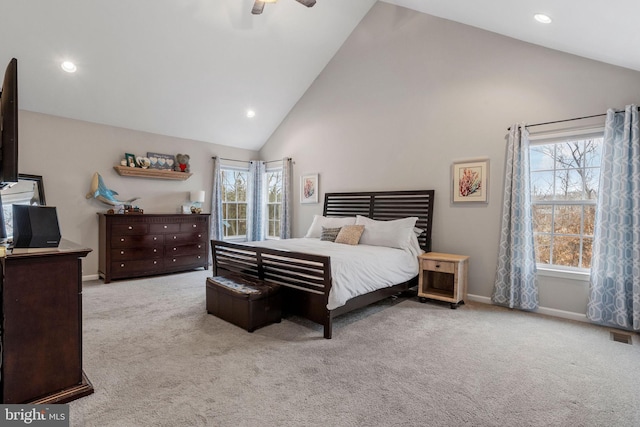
{"left": 211, "top": 156, "right": 291, "bottom": 164}
{"left": 506, "top": 106, "right": 640, "bottom": 131}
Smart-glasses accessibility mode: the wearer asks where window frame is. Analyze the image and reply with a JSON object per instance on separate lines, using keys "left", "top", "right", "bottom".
{"left": 529, "top": 127, "right": 604, "bottom": 275}
{"left": 220, "top": 166, "right": 249, "bottom": 242}
{"left": 264, "top": 166, "right": 283, "bottom": 240}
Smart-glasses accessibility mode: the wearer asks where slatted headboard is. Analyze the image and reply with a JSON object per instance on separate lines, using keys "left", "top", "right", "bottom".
{"left": 323, "top": 190, "right": 435, "bottom": 252}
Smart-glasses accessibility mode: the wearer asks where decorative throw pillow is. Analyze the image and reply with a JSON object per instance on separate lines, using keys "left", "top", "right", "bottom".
{"left": 334, "top": 225, "right": 365, "bottom": 245}
{"left": 320, "top": 226, "right": 342, "bottom": 242}
{"left": 355, "top": 215, "right": 418, "bottom": 250}
{"left": 304, "top": 215, "right": 356, "bottom": 238}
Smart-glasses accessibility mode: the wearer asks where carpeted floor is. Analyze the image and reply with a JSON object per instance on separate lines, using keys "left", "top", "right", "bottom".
{"left": 69, "top": 270, "right": 640, "bottom": 427}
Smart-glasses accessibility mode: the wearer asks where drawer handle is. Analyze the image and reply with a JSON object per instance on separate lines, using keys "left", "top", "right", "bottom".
{"left": 120, "top": 238, "right": 125, "bottom": 242}
{"left": 173, "top": 247, "right": 177, "bottom": 251}
{"left": 192, "top": 224, "right": 197, "bottom": 228}
{"left": 120, "top": 263, "right": 125, "bottom": 267}
{"left": 198, "top": 234, "right": 202, "bottom": 238}
{"left": 153, "top": 249, "right": 157, "bottom": 253}
{"left": 164, "top": 225, "right": 168, "bottom": 229}
{"left": 198, "top": 245, "right": 201, "bottom": 249}
{"left": 128, "top": 226, "right": 133, "bottom": 230}
{"left": 173, "top": 236, "right": 177, "bottom": 239}
{"left": 153, "top": 261, "right": 157, "bottom": 265}
{"left": 198, "top": 255, "right": 201, "bottom": 259}
{"left": 153, "top": 237, "right": 157, "bottom": 241}
{"left": 120, "top": 250, "right": 125, "bottom": 255}
{"left": 173, "top": 259, "right": 176, "bottom": 262}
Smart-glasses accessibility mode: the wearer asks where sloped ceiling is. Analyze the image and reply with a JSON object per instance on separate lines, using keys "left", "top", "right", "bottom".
{"left": 1, "top": 0, "right": 638, "bottom": 151}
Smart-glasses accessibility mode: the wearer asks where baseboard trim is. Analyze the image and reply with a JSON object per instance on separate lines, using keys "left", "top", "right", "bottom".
{"left": 467, "top": 294, "right": 588, "bottom": 323}
{"left": 82, "top": 274, "right": 100, "bottom": 281}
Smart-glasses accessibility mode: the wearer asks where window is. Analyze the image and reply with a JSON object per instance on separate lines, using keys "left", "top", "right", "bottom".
{"left": 530, "top": 131, "right": 603, "bottom": 270}
{"left": 265, "top": 168, "right": 283, "bottom": 239}
{"left": 221, "top": 168, "right": 248, "bottom": 239}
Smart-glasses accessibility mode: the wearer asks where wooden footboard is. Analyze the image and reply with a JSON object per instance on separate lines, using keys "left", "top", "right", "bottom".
{"left": 211, "top": 240, "right": 334, "bottom": 337}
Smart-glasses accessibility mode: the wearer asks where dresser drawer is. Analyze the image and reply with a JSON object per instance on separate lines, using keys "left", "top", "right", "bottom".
{"left": 111, "top": 234, "right": 163, "bottom": 248}
{"left": 164, "top": 253, "right": 207, "bottom": 269}
{"left": 111, "top": 246, "right": 162, "bottom": 261}
{"left": 180, "top": 221, "right": 207, "bottom": 232}
{"left": 110, "top": 259, "right": 163, "bottom": 276}
{"left": 422, "top": 259, "right": 456, "bottom": 274}
{"left": 166, "top": 232, "right": 207, "bottom": 245}
{"left": 150, "top": 223, "right": 181, "bottom": 234}
{"left": 165, "top": 243, "right": 206, "bottom": 257}
{"left": 112, "top": 223, "right": 149, "bottom": 235}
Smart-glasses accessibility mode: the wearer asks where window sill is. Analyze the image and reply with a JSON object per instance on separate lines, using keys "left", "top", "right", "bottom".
{"left": 537, "top": 266, "right": 590, "bottom": 282}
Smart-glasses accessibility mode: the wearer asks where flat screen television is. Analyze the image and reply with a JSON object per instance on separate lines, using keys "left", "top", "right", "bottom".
{"left": 0, "top": 58, "right": 18, "bottom": 189}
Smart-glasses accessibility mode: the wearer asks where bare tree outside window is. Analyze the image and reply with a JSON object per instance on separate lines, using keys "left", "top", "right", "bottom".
{"left": 266, "top": 169, "right": 283, "bottom": 238}
{"left": 530, "top": 136, "right": 602, "bottom": 269}
{"left": 221, "top": 169, "right": 248, "bottom": 238}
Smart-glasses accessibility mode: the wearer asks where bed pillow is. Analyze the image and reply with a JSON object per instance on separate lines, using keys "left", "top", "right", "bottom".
{"left": 334, "top": 225, "right": 365, "bottom": 245}
{"left": 320, "top": 226, "right": 342, "bottom": 242}
{"left": 304, "top": 215, "right": 356, "bottom": 238}
{"left": 355, "top": 215, "right": 419, "bottom": 250}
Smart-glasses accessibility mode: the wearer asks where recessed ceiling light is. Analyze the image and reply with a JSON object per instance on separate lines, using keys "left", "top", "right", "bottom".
{"left": 246, "top": 109, "right": 256, "bottom": 118}
{"left": 534, "top": 14, "right": 552, "bottom": 24}
{"left": 61, "top": 61, "right": 77, "bottom": 73}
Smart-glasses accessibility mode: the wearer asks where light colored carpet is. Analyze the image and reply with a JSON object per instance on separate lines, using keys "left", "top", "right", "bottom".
{"left": 70, "top": 270, "right": 640, "bottom": 427}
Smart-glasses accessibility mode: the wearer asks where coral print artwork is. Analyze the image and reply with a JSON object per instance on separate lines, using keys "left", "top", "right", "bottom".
{"left": 301, "top": 174, "right": 319, "bottom": 204}
{"left": 452, "top": 160, "right": 489, "bottom": 203}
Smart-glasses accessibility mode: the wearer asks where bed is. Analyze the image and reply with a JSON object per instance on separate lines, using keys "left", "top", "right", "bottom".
{"left": 211, "top": 190, "right": 435, "bottom": 339}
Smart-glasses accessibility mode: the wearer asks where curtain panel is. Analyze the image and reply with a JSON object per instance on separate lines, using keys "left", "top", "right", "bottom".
{"left": 280, "top": 157, "right": 293, "bottom": 239}
{"left": 492, "top": 123, "right": 539, "bottom": 310}
{"left": 587, "top": 105, "right": 640, "bottom": 330}
{"left": 247, "top": 160, "right": 266, "bottom": 242}
{"left": 210, "top": 157, "right": 223, "bottom": 240}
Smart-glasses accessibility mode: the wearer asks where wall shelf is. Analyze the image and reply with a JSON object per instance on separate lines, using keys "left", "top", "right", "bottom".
{"left": 113, "top": 166, "right": 192, "bottom": 181}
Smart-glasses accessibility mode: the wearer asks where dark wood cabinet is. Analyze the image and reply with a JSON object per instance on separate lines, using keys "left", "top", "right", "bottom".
{"left": 98, "top": 214, "right": 210, "bottom": 283}
{"left": 0, "top": 240, "right": 93, "bottom": 404}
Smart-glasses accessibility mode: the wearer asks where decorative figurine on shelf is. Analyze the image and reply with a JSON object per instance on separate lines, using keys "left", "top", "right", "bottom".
{"left": 174, "top": 153, "right": 190, "bottom": 173}
{"left": 86, "top": 172, "right": 140, "bottom": 206}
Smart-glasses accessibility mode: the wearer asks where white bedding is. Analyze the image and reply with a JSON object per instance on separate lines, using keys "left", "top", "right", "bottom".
{"left": 248, "top": 238, "right": 420, "bottom": 310}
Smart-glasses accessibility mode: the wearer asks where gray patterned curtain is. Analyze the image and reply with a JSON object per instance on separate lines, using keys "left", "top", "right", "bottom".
{"left": 587, "top": 105, "right": 640, "bottom": 330}
{"left": 247, "top": 160, "right": 266, "bottom": 241}
{"left": 280, "top": 157, "right": 293, "bottom": 239}
{"left": 492, "top": 124, "right": 539, "bottom": 310}
{"left": 210, "top": 157, "right": 224, "bottom": 240}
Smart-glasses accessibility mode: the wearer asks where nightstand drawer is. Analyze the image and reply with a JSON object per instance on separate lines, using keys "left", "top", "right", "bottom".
{"left": 422, "top": 259, "right": 456, "bottom": 274}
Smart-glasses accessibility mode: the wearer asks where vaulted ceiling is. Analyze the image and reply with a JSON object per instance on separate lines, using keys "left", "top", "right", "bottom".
{"left": 1, "top": 0, "right": 639, "bottom": 151}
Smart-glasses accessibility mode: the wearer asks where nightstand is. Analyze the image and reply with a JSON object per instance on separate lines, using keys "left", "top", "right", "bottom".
{"left": 418, "top": 252, "right": 469, "bottom": 309}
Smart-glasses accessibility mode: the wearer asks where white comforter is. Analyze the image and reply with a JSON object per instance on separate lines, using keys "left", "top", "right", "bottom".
{"left": 248, "top": 238, "right": 419, "bottom": 310}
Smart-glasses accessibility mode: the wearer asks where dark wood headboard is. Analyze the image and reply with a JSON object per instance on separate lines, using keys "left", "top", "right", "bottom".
{"left": 323, "top": 190, "right": 435, "bottom": 252}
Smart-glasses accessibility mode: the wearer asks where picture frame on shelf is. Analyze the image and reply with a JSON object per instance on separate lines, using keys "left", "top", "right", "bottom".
{"left": 300, "top": 173, "right": 319, "bottom": 204}
{"left": 147, "top": 152, "right": 176, "bottom": 170}
{"left": 452, "top": 159, "right": 489, "bottom": 204}
{"left": 125, "top": 153, "right": 137, "bottom": 168}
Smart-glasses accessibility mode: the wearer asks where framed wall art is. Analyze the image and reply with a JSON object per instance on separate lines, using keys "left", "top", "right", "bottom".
{"left": 452, "top": 159, "right": 489, "bottom": 204}
{"left": 300, "top": 173, "right": 319, "bottom": 204}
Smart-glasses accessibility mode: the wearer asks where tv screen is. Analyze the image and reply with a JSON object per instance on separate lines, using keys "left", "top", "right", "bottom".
{"left": 0, "top": 58, "right": 18, "bottom": 188}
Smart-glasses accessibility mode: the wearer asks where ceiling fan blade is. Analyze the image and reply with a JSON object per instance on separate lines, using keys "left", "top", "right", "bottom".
{"left": 295, "top": 0, "right": 316, "bottom": 7}
{"left": 251, "top": 1, "right": 265, "bottom": 15}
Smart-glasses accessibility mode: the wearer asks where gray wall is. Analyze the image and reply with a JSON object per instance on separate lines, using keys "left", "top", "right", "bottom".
{"left": 19, "top": 111, "right": 257, "bottom": 276}
{"left": 259, "top": 2, "right": 640, "bottom": 317}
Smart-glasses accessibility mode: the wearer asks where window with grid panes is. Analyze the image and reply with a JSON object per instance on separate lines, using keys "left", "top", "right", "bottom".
{"left": 529, "top": 131, "right": 603, "bottom": 270}
{"left": 220, "top": 168, "right": 248, "bottom": 239}
{"left": 265, "top": 168, "right": 282, "bottom": 238}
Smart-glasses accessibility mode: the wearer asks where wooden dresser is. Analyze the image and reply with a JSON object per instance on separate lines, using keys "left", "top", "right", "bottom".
{"left": 1, "top": 239, "right": 93, "bottom": 403}
{"left": 98, "top": 213, "right": 210, "bottom": 283}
